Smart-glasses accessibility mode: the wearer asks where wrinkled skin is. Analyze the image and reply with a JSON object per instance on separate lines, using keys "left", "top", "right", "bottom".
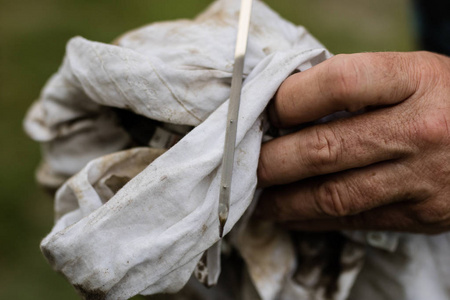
{"left": 257, "top": 51, "right": 450, "bottom": 234}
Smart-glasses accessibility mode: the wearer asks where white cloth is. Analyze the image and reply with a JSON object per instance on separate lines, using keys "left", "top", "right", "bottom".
{"left": 24, "top": 0, "right": 450, "bottom": 300}
{"left": 348, "top": 232, "right": 450, "bottom": 300}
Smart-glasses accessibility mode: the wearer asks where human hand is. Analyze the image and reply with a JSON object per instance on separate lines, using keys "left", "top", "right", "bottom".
{"left": 257, "top": 51, "right": 450, "bottom": 234}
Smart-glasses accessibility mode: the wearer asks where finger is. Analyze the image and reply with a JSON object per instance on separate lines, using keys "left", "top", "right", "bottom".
{"left": 257, "top": 160, "right": 431, "bottom": 222}
{"left": 258, "top": 107, "right": 414, "bottom": 187}
{"left": 270, "top": 52, "right": 420, "bottom": 128}
{"left": 282, "top": 203, "right": 444, "bottom": 234}
{"left": 281, "top": 204, "right": 417, "bottom": 232}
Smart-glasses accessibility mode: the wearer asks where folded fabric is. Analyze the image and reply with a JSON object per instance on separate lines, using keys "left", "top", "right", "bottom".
{"left": 24, "top": 1, "right": 371, "bottom": 299}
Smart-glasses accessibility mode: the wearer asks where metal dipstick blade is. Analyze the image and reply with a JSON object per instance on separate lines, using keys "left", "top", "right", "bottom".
{"left": 218, "top": 0, "right": 253, "bottom": 238}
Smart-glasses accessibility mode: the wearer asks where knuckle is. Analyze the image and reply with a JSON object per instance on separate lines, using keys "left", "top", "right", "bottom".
{"left": 411, "top": 52, "right": 450, "bottom": 99}
{"left": 409, "top": 114, "right": 450, "bottom": 147}
{"left": 305, "top": 125, "right": 341, "bottom": 170}
{"left": 321, "top": 54, "right": 361, "bottom": 111}
{"left": 314, "top": 180, "right": 351, "bottom": 217}
{"left": 416, "top": 51, "right": 448, "bottom": 81}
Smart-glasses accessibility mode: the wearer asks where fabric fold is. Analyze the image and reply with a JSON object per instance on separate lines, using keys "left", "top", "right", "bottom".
{"left": 41, "top": 48, "right": 332, "bottom": 299}
{"left": 24, "top": 1, "right": 376, "bottom": 299}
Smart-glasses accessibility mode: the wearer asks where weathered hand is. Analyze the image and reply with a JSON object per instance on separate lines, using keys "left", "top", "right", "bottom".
{"left": 257, "top": 51, "right": 450, "bottom": 234}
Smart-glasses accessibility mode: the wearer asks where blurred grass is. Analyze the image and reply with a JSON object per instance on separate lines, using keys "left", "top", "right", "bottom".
{"left": 0, "top": 0, "right": 414, "bottom": 299}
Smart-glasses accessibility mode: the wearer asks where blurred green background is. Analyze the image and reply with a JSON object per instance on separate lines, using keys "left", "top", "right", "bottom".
{"left": 0, "top": 0, "right": 414, "bottom": 299}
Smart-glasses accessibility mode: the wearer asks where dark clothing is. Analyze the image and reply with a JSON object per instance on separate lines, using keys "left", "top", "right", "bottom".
{"left": 414, "top": 0, "right": 450, "bottom": 56}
